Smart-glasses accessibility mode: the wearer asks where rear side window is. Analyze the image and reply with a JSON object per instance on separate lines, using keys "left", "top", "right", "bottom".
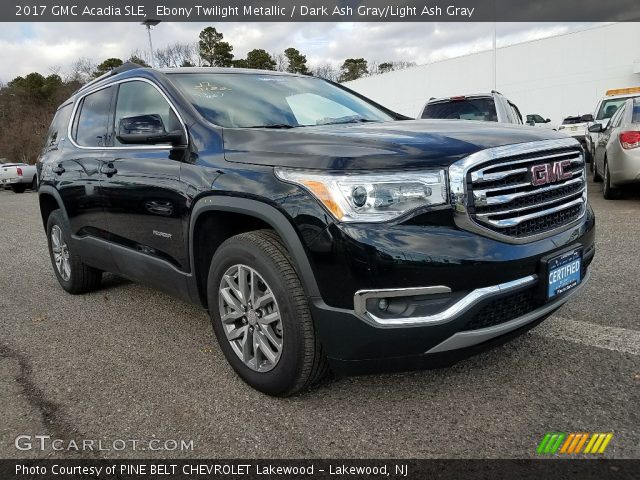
{"left": 422, "top": 98, "right": 497, "bottom": 121}
{"left": 633, "top": 101, "right": 640, "bottom": 124}
{"left": 43, "top": 104, "right": 72, "bottom": 151}
{"left": 508, "top": 102, "right": 523, "bottom": 124}
{"left": 610, "top": 106, "right": 625, "bottom": 128}
{"left": 73, "top": 87, "right": 113, "bottom": 147}
{"left": 562, "top": 117, "right": 582, "bottom": 125}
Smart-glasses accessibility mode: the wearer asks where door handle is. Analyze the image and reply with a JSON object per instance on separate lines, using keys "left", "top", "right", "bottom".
{"left": 100, "top": 163, "right": 118, "bottom": 176}
{"left": 52, "top": 164, "right": 65, "bottom": 175}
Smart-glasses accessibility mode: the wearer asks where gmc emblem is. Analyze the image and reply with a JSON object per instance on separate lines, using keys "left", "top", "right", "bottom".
{"left": 530, "top": 160, "right": 572, "bottom": 186}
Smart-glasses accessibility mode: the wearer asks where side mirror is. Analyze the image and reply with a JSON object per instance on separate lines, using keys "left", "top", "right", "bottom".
{"left": 545, "top": 118, "right": 551, "bottom": 123}
{"left": 580, "top": 114, "right": 594, "bottom": 122}
{"left": 116, "top": 114, "right": 185, "bottom": 146}
{"left": 588, "top": 123, "right": 604, "bottom": 133}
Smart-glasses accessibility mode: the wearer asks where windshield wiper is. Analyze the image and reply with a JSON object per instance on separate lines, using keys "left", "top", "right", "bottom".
{"left": 244, "top": 124, "right": 297, "bottom": 129}
{"left": 316, "top": 116, "right": 379, "bottom": 126}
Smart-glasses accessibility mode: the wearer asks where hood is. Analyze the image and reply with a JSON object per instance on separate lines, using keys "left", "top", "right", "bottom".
{"left": 222, "top": 119, "right": 570, "bottom": 170}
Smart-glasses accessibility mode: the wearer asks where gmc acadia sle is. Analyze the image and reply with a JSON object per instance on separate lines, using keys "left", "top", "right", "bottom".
{"left": 38, "top": 65, "right": 595, "bottom": 395}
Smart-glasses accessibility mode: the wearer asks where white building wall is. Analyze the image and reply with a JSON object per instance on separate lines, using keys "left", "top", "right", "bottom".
{"left": 345, "top": 23, "right": 640, "bottom": 124}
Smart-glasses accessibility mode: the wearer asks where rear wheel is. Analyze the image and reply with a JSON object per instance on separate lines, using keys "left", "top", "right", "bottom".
{"left": 31, "top": 176, "right": 38, "bottom": 191}
{"left": 46, "top": 209, "right": 102, "bottom": 294}
{"left": 207, "top": 229, "right": 328, "bottom": 396}
{"left": 11, "top": 184, "right": 26, "bottom": 193}
{"left": 603, "top": 160, "right": 620, "bottom": 200}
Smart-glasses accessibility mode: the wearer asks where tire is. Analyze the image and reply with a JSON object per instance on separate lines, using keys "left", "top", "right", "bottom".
{"left": 589, "top": 148, "right": 595, "bottom": 172}
{"left": 602, "top": 160, "right": 620, "bottom": 200}
{"left": 11, "top": 184, "right": 26, "bottom": 193}
{"left": 593, "top": 157, "right": 603, "bottom": 182}
{"left": 46, "top": 209, "right": 102, "bottom": 294}
{"left": 207, "top": 229, "right": 328, "bottom": 396}
{"left": 31, "top": 176, "right": 38, "bottom": 191}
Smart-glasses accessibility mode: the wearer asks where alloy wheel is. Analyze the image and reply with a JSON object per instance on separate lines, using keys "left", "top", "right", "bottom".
{"left": 218, "top": 264, "right": 283, "bottom": 372}
{"left": 51, "top": 225, "right": 71, "bottom": 281}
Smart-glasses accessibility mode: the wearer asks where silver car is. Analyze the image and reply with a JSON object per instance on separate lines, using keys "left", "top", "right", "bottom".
{"left": 590, "top": 97, "right": 640, "bottom": 199}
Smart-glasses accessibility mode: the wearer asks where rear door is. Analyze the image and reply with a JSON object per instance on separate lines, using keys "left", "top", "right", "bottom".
{"left": 56, "top": 86, "right": 114, "bottom": 238}
{"left": 99, "top": 79, "right": 189, "bottom": 272}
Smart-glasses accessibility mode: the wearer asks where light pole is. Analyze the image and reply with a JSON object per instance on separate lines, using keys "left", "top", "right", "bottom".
{"left": 492, "top": 22, "right": 497, "bottom": 91}
{"left": 141, "top": 19, "right": 161, "bottom": 67}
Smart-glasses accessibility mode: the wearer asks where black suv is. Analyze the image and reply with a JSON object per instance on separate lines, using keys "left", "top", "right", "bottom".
{"left": 38, "top": 65, "right": 595, "bottom": 396}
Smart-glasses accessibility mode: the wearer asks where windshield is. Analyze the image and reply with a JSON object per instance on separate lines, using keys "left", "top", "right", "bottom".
{"left": 168, "top": 73, "right": 394, "bottom": 128}
{"left": 596, "top": 97, "right": 635, "bottom": 120}
{"left": 421, "top": 97, "right": 497, "bottom": 121}
{"left": 633, "top": 100, "right": 640, "bottom": 124}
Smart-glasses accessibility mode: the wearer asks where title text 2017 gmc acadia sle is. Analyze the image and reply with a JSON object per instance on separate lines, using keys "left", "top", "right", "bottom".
{"left": 38, "top": 65, "right": 595, "bottom": 395}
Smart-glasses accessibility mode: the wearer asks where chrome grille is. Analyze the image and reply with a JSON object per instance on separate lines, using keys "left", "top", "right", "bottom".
{"left": 449, "top": 139, "right": 588, "bottom": 244}
{"left": 468, "top": 148, "right": 586, "bottom": 239}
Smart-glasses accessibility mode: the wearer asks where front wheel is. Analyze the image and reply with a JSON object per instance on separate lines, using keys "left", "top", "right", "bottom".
{"left": 603, "top": 160, "right": 620, "bottom": 200}
{"left": 593, "top": 157, "right": 603, "bottom": 182}
{"left": 207, "top": 230, "right": 328, "bottom": 396}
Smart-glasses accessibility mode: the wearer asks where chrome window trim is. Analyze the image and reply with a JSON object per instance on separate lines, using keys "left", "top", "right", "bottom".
{"left": 353, "top": 275, "right": 537, "bottom": 328}
{"left": 449, "top": 137, "right": 586, "bottom": 244}
{"left": 67, "top": 77, "right": 188, "bottom": 151}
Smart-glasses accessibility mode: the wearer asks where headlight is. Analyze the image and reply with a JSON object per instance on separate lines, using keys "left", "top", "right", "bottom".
{"left": 275, "top": 168, "right": 447, "bottom": 222}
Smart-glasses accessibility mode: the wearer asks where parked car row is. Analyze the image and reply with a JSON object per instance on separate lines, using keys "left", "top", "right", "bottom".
{"left": 589, "top": 97, "right": 640, "bottom": 199}
{"left": 417, "top": 86, "right": 640, "bottom": 200}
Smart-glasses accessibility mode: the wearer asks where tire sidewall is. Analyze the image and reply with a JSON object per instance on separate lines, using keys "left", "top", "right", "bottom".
{"left": 603, "top": 160, "right": 617, "bottom": 199}
{"left": 46, "top": 210, "right": 74, "bottom": 290}
{"left": 207, "top": 240, "right": 307, "bottom": 395}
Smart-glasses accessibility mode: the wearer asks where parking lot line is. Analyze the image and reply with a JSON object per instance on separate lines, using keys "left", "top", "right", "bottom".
{"left": 531, "top": 316, "right": 640, "bottom": 356}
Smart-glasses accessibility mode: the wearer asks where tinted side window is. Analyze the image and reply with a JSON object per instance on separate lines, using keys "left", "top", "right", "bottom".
{"left": 43, "top": 104, "right": 72, "bottom": 152}
{"left": 114, "top": 81, "right": 180, "bottom": 146}
{"left": 508, "top": 102, "right": 523, "bottom": 124}
{"left": 74, "top": 87, "right": 113, "bottom": 147}
{"left": 633, "top": 102, "right": 640, "bottom": 124}
{"left": 611, "top": 106, "right": 625, "bottom": 128}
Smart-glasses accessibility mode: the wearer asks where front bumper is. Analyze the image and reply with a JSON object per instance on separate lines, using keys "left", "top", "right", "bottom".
{"left": 307, "top": 205, "right": 595, "bottom": 372}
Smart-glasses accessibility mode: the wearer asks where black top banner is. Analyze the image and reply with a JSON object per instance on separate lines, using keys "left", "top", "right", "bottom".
{"left": 5, "top": 0, "right": 640, "bottom": 22}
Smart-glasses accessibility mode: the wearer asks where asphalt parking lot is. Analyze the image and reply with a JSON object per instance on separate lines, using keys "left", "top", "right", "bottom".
{"left": 1, "top": 179, "right": 638, "bottom": 460}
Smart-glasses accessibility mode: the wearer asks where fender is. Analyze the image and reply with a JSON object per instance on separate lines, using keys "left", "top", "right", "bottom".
{"left": 37, "top": 185, "right": 70, "bottom": 228}
{"left": 189, "top": 195, "right": 322, "bottom": 300}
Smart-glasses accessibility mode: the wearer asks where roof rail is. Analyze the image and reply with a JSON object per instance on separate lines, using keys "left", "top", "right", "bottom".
{"left": 74, "top": 62, "right": 147, "bottom": 95}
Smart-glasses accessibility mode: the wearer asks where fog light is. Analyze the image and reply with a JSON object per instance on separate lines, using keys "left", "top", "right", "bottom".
{"left": 378, "top": 298, "right": 389, "bottom": 311}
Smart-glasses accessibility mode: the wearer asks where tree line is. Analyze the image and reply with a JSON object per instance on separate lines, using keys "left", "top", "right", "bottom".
{"left": 0, "top": 26, "right": 415, "bottom": 164}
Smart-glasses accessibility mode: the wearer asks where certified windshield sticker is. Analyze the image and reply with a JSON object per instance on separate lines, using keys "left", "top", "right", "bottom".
{"left": 194, "top": 81, "right": 231, "bottom": 92}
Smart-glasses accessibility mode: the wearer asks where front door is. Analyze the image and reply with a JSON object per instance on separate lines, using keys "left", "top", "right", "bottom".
{"left": 100, "top": 79, "right": 189, "bottom": 273}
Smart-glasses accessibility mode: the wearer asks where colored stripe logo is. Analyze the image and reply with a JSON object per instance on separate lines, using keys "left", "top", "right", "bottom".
{"left": 537, "top": 433, "right": 613, "bottom": 455}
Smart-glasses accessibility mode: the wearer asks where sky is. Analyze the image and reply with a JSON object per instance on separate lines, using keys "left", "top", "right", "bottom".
{"left": 0, "top": 22, "right": 602, "bottom": 82}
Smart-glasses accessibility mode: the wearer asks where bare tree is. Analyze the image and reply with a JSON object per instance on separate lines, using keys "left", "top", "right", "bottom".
{"left": 311, "top": 63, "right": 338, "bottom": 82}
{"left": 66, "top": 57, "right": 96, "bottom": 83}
{"left": 273, "top": 52, "right": 287, "bottom": 72}
{"left": 155, "top": 42, "right": 197, "bottom": 69}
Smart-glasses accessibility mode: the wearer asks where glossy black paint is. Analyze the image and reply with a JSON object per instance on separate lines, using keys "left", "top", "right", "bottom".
{"left": 38, "top": 67, "right": 595, "bottom": 367}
